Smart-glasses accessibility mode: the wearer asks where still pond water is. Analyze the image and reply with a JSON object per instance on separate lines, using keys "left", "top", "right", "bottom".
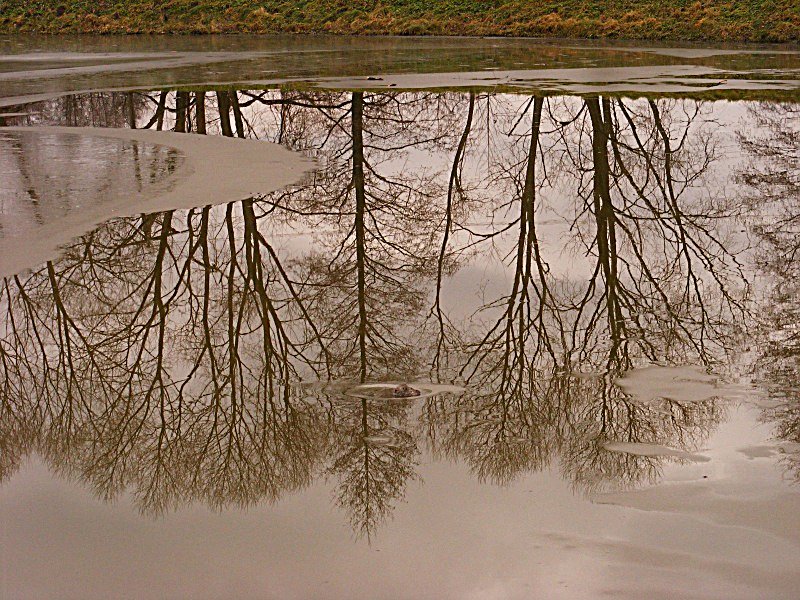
{"left": 0, "top": 36, "right": 799, "bottom": 599}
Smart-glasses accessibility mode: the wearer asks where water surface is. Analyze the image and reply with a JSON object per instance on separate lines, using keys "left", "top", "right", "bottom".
{"left": 1, "top": 37, "right": 799, "bottom": 600}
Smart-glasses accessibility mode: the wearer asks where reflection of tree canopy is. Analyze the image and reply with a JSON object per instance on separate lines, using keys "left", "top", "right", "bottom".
{"left": 426, "top": 94, "right": 742, "bottom": 488}
{"left": 0, "top": 88, "right": 763, "bottom": 535}
{"left": 574, "top": 97, "right": 745, "bottom": 358}
{"left": 424, "top": 368, "right": 722, "bottom": 491}
{"left": 247, "top": 90, "right": 471, "bottom": 380}
{"left": 328, "top": 396, "right": 419, "bottom": 539}
{"left": 739, "top": 102, "right": 800, "bottom": 482}
{"left": 0, "top": 202, "right": 333, "bottom": 508}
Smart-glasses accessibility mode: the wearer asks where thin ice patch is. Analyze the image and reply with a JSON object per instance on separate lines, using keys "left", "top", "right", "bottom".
{"left": 604, "top": 441, "right": 711, "bottom": 463}
{"left": 615, "top": 365, "right": 721, "bottom": 404}
{"left": 736, "top": 445, "right": 778, "bottom": 460}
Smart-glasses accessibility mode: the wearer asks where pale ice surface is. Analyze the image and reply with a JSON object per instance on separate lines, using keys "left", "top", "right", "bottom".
{"left": 592, "top": 404, "right": 800, "bottom": 582}
{"left": 737, "top": 445, "right": 780, "bottom": 459}
{"left": 615, "top": 365, "right": 723, "bottom": 404}
{"left": 0, "top": 126, "right": 312, "bottom": 277}
{"left": 0, "top": 130, "right": 184, "bottom": 241}
{"left": 603, "top": 441, "right": 711, "bottom": 463}
{"left": 3, "top": 421, "right": 798, "bottom": 600}
{"left": 316, "top": 65, "right": 800, "bottom": 95}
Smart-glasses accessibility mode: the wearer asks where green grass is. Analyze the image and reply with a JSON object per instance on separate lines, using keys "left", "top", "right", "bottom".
{"left": 1, "top": 0, "right": 798, "bottom": 42}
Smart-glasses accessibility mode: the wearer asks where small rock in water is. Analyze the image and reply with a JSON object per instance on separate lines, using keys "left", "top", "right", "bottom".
{"left": 392, "top": 383, "right": 421, "bottom": 398}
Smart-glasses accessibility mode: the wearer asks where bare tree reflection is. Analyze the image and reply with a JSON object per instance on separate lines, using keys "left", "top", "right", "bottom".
{"left": 740, "top": 102, "right": 800, "bottom": 481}
{"left": 327, "top": 396, "right": 418, "bottom": 539}
{"left": 0, "top": 88, "right": 760, "bottom": 536}
{"left": 424, "top": 94, "right": 741, "bottom": 489}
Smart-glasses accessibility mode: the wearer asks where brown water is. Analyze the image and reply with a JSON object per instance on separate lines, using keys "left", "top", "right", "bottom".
{"left": 0, "top": 36, "right": 799, "bottom": 600}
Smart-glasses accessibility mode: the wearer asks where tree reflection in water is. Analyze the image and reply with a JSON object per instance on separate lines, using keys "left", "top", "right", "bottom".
{"left": 1, "top": 88, "right": 795, "bottom": 537}
{"left": 739, "top": 102, "right": 800, "bottom": 482}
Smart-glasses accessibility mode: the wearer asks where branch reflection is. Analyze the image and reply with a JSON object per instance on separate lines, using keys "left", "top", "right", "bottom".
{"left": 1, "top": 88, "right": 777, "bottom": 537}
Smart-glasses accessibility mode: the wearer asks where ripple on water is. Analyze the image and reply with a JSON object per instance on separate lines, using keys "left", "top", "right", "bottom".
{"left": 300, "top": 380, "right": 464, "bottom": 401}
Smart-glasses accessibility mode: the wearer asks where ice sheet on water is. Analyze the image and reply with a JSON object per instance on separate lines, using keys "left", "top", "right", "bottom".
{"left": 615, "top": 365, "right": 722, "bottom": 404}
{"left": 604, "top": 441, "right": 711, "bottom": 463}
{"left": 736, "top": 445, "right": 778, "bottom": 460}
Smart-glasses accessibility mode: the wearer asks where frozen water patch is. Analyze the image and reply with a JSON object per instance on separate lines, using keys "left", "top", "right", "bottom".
{"left": 346, "top": 383, "right": 430, "bottom": 400}
{"left": 362, "top": 435, "right": 395, "bottom": 446}
{"left": 615, "top": 365, "right": 722, "bottom": 404}
{"left": 604, "top": 442, "right": 711, "bottom": 463}
{"left": 0, "top": 126, "right": 313, "bottom": 277}
{"left": 737, "top": 445, "right": 779, "bottom": 460}
{"left": 593, "top": 479, "right": 800, "bottom": 547}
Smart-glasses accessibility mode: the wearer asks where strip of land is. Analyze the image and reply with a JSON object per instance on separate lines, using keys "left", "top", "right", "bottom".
{"left": 1, "top": 1, "right": 798, "bottom": 43}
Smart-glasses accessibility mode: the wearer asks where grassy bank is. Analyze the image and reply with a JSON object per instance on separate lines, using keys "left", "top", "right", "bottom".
{"left": 1, "top": 1, "right": 798, "bottom": 42}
